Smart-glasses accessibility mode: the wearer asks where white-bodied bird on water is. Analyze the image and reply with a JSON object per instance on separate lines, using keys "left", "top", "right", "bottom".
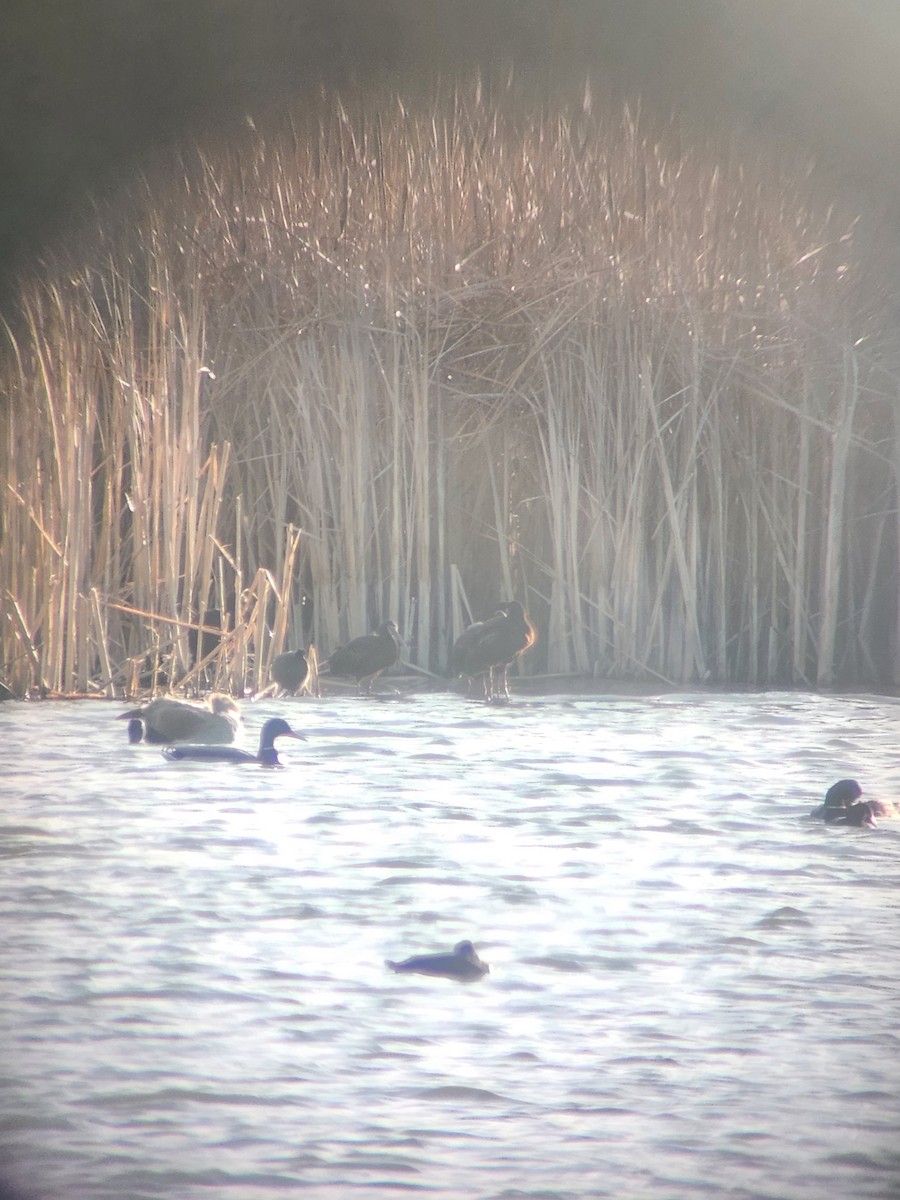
{"left": 119, "top": 694, "right": 242, "bottom": 744}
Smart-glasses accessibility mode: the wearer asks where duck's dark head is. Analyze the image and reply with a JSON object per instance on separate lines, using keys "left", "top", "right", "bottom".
{"left": 259, "top": 717, "right": 305, "bottom": 750}
{"left": 824, "top": 779, "right": 863, "bottom": 809}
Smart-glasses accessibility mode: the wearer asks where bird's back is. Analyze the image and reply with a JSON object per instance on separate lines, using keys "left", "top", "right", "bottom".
{"left": 271, "top": 649, "right": 310, "bottom": 694}
{"left": 123, "top": 696, "right": 239, "bottom": 744}
{"left": 330, "top": 623, "right": 400, "bottom": 679}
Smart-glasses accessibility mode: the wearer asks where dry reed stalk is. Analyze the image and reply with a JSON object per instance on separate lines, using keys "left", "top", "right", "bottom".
{"left": 2, "top": 80, "right": 898, "bottom": 689}
{"left": 817, "top": 349, "right": 859, "bottom": 685}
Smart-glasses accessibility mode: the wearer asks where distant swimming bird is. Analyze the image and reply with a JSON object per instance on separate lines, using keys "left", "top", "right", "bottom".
{"left": 811, "top": 778, "right": 895, "bottom": 824}
{"left": 810, "top": 778, "right": 863, "bottom": 819}
{"left": 828, "top": 801, "right": 878, "bottom": 827}
{"left": 386, "top": 940, "right": 489, "bottom": 981}
{"left": 163, "top": 717, "right": 304, "bottom": 767}
{"left": 811, "top": 779, "right": 875, "bottom": 826}
{"left": 119, "top": 694, "right": 242, "bottom": 744}
{"left": 324, "top": 620, "right": 401, "bottom": 694}
{"left": 448, "top": 600, "right": 536, "bottom": 701}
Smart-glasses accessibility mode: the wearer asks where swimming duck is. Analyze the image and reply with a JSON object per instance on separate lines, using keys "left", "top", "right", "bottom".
{"left": 829, "top": 801, "right": 879, "bottom": 827}
{"left": 448, "top": 600, "right": 536, "bottom": 701}
{"left": 386, "top": 940, "right": 489, "bottom": 981}
{"left": 120, "top": 693, "right": 242, "bottom": 744}
{"left": 324, "top": 620, "right": 401, "bottom": 694}
{"left": 810, "top": 779, "right": 880, "bottom": 826}
{"left": 162, "top": 717, "right": 304, "bottom": 767}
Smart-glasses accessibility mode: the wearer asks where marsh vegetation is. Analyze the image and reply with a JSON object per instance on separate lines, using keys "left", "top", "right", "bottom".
{"left": 2, "top": 78, "right": 898, "bottom": 696}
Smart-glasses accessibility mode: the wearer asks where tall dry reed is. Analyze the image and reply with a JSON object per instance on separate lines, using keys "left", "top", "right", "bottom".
{"left": 1, "top": 77, "right": 898, "bottom": 695}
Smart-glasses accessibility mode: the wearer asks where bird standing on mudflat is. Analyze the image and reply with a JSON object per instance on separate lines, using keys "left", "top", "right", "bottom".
{"left": 448, "top": 600, "right": 536, "bottom": 702}
{"left": 324, "top": 620, "right": 401, "bottom": 694}
{"left": 119, "top": 693, "right": 242, "bottom": 744}
{"left": 163, "top": 717, "right": 304, "bottom": 767}
{"left": 270, "top": 648, "right": 311, "bottom": 697}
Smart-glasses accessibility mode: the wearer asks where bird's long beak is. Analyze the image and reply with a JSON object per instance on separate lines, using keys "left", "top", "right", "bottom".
{"left": 281, "top": 731, "right": 307, "bottom": 741}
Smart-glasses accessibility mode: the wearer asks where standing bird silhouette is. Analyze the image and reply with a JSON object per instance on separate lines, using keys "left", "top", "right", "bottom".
{"left": 448, "top": 601, "right": 536, "bottom": 702}
{"left": 323, "top": 621, "right": 401, "bottom": 694}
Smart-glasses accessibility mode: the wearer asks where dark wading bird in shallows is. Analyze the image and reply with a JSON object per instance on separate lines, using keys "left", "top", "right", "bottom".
{"left": 386, "top": 940, "right": 489, "bottom": 981}
{"left": 163, "top": 717, "right": 304, "bottom": 767}
{"left": 119, "top": 694, "right": 242, "bottom": 744}
{"left": 254, "top": 648, "right": 312, "bottom": 700}
{"left": 322, "top": 620, "right": 401, "bottom": 694}
{"left": 447, "top": 600, "right": 536, "bottom": 702}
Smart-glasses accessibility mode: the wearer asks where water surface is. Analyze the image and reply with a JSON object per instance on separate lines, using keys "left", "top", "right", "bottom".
{"left": 2, "top": 691, "right": 899, "bottom": 1199}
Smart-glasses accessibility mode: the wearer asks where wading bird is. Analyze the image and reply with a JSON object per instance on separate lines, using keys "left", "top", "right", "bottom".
{"left": 252, "top": 648, "right": 312, "bottom": 701}
{"left": 323, "top": 620, "right": 401, "bottom": 694}
{"left": 448, "top": 600, "right": 536, "bottom": 702}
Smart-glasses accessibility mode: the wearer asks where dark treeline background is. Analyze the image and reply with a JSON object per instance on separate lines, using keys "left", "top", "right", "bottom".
{"left": 4, "top": 1, "right": 900, "bottom": 284}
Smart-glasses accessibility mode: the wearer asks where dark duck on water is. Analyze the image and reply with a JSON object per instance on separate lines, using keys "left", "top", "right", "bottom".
{"left": 811, "top": 779, "right": 879, "bottom": 827}
{"left": 323, "top": 620, "right": 401, "bottom": 694}
{"left": 448, "top": 600, "right": 536, "bottom": 701}
{"left": 386, "top": 940, "right": 489, "bottom": 981}
{"left": 163, "top": 717, "right": 304, "bottom": 767}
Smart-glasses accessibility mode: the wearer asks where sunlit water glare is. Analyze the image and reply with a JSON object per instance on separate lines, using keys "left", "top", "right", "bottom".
{"left": 2, "top": 691, "right": 899, "bottom": 1199}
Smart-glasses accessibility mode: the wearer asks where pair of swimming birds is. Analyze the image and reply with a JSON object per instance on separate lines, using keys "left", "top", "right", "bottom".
{"left": 810, "top": 778, "right": 897, "bottom": 827}
{"left": 121, "top": 696, "right": 302, "bottom": 766}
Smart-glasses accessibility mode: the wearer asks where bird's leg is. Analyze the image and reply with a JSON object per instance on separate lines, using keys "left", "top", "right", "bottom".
{"left": 487, "top": 665, "right": 510, "bottom": 703}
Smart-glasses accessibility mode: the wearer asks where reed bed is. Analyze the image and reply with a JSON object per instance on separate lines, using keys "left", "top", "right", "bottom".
{"left": 2, "top": 77, "right": 899, "bottom": 696}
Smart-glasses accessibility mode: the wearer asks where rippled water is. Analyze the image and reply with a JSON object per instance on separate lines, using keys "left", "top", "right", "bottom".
{"left": 2, "top": 690, "right": 899, "bottom": 1200}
